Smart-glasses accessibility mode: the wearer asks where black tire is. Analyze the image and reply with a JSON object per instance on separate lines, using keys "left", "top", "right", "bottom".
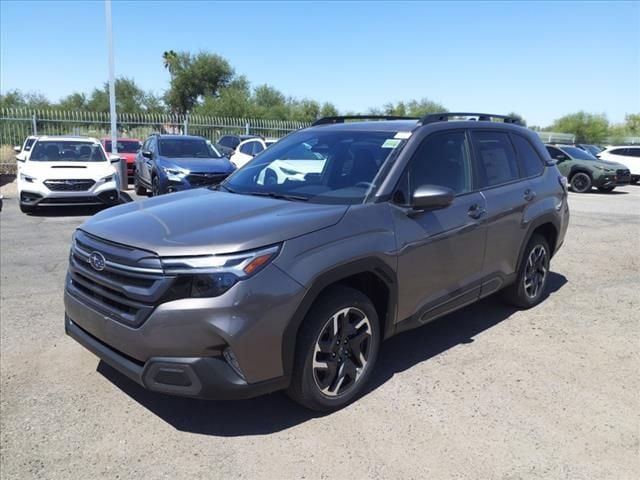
{"left": 287, "top": 286, "right": 381, "bottom": 412}
{"left": 630, "top": 177, "right": 639, "bottom": 185}
{"left": 151, "top": 175, "right": 162, "bottom": 196}
{"left": 597, "top": 186, "right": 615, "bottom": 193}
{"left": 569, "top": 172, "right": 592, "bottom": 193}
{"left": 502, "top": 234, "right": 551, "bottom": 309}
{"left": 134, "top": 175, "right": 147, "bottom": 196}
{"left": 19, "top": 203, "right": 35, "bottom": 214}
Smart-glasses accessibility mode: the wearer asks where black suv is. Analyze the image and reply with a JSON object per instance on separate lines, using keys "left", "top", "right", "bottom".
{"left": 65, "top": 113, "right": 569, "bottom": 411}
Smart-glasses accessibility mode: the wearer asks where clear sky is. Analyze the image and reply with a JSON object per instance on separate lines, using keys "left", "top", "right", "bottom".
{"left": 1, "top": 0, "right": 639, "bottom": 126}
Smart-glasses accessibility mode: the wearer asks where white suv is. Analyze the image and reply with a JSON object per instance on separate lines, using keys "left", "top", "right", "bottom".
{"left": 230, "top": 138, "right": 278, "bottom": 168}
{"left": 597, "top": 146, "right": 640, "bottom": 184}
{"left": 17, "top": 136, "right": 121, "bottom": 214}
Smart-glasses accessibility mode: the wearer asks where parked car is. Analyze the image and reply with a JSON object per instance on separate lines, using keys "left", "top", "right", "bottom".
{"left": 575, "top": 144, "right": 605, "bottom": 157}
{"left": 65, "top": 113, "right": 569, "bottom": 411}
{"left": 545, "top": 144, "right": 631, "bottom": 193}
{"left": 597, "top": 145, "right": 640, "bottom": 184}
{"left": 134, "top": 134, "right": 235, "bottom": 196}
{"left": 230, "top": 138, "right": 278, "bottom": 168}
{"left": 13, "top": 136, "right": 38, "bottom": 161}
{"left": 17, "top": 136, "right": 120, "bottom": 214}
{"left": 217, "top": 134, "right": 261, "bottom": 156}
{"left": 101, "top": 138, "right": 142, "bottom": 179}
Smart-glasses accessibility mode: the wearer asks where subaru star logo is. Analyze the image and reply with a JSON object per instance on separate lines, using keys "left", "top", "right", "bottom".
{"left": 89, "top": 251, "right": 106, "bottom": 271}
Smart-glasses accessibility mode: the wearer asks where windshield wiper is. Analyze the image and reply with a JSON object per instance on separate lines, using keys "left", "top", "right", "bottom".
{"left": 212, "top": 183, "right": 237, "bottom": 193}
{"left": 244, "top": 191, "right": 309, "bottom": 202}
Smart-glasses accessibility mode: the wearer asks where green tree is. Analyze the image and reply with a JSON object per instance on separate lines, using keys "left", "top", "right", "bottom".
{"left": 507, "top": 111, "right": 527, "bottom": 126}
{"left": 164, "top": 51, "right": 235, "bottom": 115}
{"left": 368, "top": 98, "right": 446, "bottom": 117}
{"left": 319, "top": 102, "right": 338, "bottom": 118}
{"left": 0, "top": 90, "right": 50, "bottom": 110}
{"left": 550, "top": 111, "right": 610, "bottom": 144}
{"left": 85, "top": 77, "right": 160, "bottom": 114}
{"left": 59, "top": 92, "right": 88, "bottom": 110}
{"left": 252, "top": 84, "right": 288, "bottom": 119}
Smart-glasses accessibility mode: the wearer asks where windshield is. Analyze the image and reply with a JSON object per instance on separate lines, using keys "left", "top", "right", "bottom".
{"left": 29, "top": 140, "right": 106, "bottom": 162}
{"left": 223, "top": 130, "right": 406, "bottom": 204}
{"left": 159, "top": 138, "right": 222, "bottom": 158}
{"left": 562, "top": 146, "right": 598, "bottom": 160}
{"left": 105, "top": 140, "right": 141, "bottom": 154}
{"left": 584, "top": 145, "right": 603, "bottom": 156}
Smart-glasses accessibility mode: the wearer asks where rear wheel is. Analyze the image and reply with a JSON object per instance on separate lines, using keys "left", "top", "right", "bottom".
{"left": 151, "top": 176, "right": 161, "bottom": 196}
{"left": 134, "top": 175, "right": 147, "bottom": 196}
{"left": 287, "top": 286, "right": 381, "bottom": 411}
{"left": 569, "top": 172, "right": 592, "bottom": 193}
{"left": 598, "top": 186, "right": 615, "bottom": 193}
{"left": 502, "top": 234, "right": 550, "bottom": 308}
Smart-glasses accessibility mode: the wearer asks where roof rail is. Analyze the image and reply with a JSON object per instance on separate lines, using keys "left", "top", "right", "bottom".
{"left": 420, "top": 112, "right": 523, "bottom": 126}
{"left": 311, "top": 115, "right": 419, "bottom": 126}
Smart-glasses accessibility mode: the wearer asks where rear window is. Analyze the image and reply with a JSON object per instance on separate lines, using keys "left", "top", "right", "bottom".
{"left": 29, "top": 141, "right": 106, "bottom": 162}
{"left": 104, "top": 140, "right": 141, "bottom": 154}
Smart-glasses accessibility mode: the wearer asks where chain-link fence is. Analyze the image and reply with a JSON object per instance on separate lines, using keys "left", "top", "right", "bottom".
{"left": 0, "top": 108, "right": 310, "bottom": 171}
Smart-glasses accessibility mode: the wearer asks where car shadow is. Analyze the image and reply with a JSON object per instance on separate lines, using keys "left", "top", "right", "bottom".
{"left": 97, "top": 272, "right": 568, "bottom": 437}
{"left": 587, "top": 189, "right": 629, "bottom": 195}
{"left": 0, "top": 174, "right": 16, "bottom": 188}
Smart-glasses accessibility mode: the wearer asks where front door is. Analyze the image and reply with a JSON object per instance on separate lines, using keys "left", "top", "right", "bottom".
{"left": 392, "top": 130, "right": 487, "bottom": 324}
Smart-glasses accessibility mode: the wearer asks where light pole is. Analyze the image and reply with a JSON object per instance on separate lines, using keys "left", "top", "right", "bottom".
{"left": 105, "top": 0, "right": 126, "bottom": 190}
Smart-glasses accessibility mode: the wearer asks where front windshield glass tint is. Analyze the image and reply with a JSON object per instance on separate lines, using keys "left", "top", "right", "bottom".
{"left": 105, "top": 140, "right": 141, "bottom": 153}
{"left": 29, "top": 141, "right": 106, "bottom": 162}
{"left": 562, "top": 146, "right": 597, "bottom": 160}
{"left": 159, "top": 138, "right": 221, "bottom": 158}
{"left": 223, "top": 130, "right": 405, "bottom": 204}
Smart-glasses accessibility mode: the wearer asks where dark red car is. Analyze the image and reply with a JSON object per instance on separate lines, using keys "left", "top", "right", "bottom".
{"left": 101, "top": 138, "right": 142, "bottom": 178}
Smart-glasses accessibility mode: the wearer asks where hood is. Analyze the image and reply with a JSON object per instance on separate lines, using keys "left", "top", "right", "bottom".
{"left": 80, "top": 189, "right": 348, "bottom": 256}
{"left": 23, "top": 161, "right": 115, "bottom": 179}
{"left": 162, "top": 157, "right": 233, "bottom": 173}
{"left": 594, "top": 159, "right": 628, "bottom": 170}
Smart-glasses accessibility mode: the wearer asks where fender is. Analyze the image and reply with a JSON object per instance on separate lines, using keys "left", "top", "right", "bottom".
{"left": 515, "top": 212, "right": 560, "bottom": 271}
{"left": 281, "top": 257, "right": 398, "bottom": 378}
{"left": 568, "top": 166, "right": 593, "bottom": 179}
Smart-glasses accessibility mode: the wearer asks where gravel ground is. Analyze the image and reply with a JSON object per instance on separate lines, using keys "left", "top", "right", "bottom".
{"left": 1, "top": 181, "right": 638, "bottom": 480}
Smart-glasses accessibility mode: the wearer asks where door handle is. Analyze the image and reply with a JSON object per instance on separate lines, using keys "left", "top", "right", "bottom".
{"left": 523, "top": 189, "right": 537, "bottom": 202}
{"left": 468, "top": 204, "right": 486, "bottom": 219}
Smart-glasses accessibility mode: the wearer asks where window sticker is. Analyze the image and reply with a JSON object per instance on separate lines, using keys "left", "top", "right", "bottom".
{"left": 382, "top": 139, "right": 402, "bottom": 149}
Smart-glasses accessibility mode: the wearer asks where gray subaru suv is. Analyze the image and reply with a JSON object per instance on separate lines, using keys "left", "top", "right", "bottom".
{"left": 65, "top": 113, "right": 569, "bottom": 411}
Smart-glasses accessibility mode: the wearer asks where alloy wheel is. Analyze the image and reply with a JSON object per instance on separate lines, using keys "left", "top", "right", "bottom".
{"left": 312, "top": 307, "right": 373, "bottom": 397}
{"left": 571, "top": 173, "right": 591, "bottom": 193}
{"left": 524, "top": 245, "right": 548, "bottom": 299}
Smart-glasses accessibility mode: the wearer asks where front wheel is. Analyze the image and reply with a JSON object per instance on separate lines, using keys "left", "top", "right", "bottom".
{"left": 502, "top": 234, "right": 551, "bottom": 308}
{"left": 598, "top": 186, "right": 615, "bottom": 193}
{"left": 570, "top": 172, "right": 592, "bottom": 193}
{"left": 287, "top": 286, "right": 381, "bottom": 411}
{"left": 134, "top": 175, "right": 147, "bottom": 196}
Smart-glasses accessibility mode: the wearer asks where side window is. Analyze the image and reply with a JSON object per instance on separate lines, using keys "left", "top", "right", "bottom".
{"left": 252, "top": 142, "right": 265, "bottom": 155}
{"left": 148, "top": 137, "right": 157, "bottom": 155}
{"left": 142, "top": 138, "right": 151, "bottom": 151}
{"left": 402, "top": 131, "right": 472, "bottom": 197}
{"left": 610, "top": 148, "right": 626, "bottom": 155}
{"left": 546, "top": 146, "right": 567, "bottom": 161}
{"left": 512, "top": 134, "right": 544, "bottom": 177}
{"left": 239, "top": 141, "right": 254, "bottom": 155}
{"left": 471, "top": 131, "right": 519, "bottom": 187}
{"left": 629, "top": 148, "right": 640, "bottom": 158}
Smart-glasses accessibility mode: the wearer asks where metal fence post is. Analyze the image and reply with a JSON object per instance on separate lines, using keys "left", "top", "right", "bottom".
{"left": 184, "top": 114, "right": 189, "bottom": 135}
{"left": 32, "top": 113, "right": 37, "bottom": 136}
{"left": 245, "top": 122, "right": 250, "bottom": 135}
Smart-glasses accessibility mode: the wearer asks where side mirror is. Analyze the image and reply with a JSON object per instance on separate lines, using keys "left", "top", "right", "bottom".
{"left": 16, "top": 156, "right": 26, "bottom": 163}
{"left": 409, "top": 185, "right": 454, "bottom": 212}
{"left": 13, "top": 146, "right": 21, "bottom": 153}
{"left": 109, "top": 154, "right": 121, "bottom": 164}
{"left": 142, "top": 150, "right": 153, "bottom": 159}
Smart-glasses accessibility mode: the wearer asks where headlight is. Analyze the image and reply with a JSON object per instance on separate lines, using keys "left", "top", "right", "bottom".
{"left": 162, "top": 166, "right": 189, "bottom": 178}
{"left": 593, "top": 166, "right": 613, "bottom": 172}
{"left": 161, "top": 245, "right": 280, "bottom": 298}
{"left": 20, "top": 173, "right": 36, "bottom": 183}
{"left": 101, "top": 174, "right": 115, "bottom": 182}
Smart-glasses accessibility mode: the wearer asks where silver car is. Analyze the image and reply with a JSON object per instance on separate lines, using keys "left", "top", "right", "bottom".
{"left": 65, "top": 113, "right": 570, "bottom": 411}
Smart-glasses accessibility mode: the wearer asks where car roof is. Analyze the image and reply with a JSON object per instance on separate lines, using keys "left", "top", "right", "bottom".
{"left": 35, "top": 135, "right": 100, "bottom": 143}
{"left": 102, "top": 137, "right": 141, "bottom": 142}
{"left": 155, "top": 134, "right": 206, "bottom": 141}
{"left": 308, "top": 120, "right": 419, "bottom": 132}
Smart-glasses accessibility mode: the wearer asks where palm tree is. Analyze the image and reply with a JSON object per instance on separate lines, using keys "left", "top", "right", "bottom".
{"left": 162, "top": 50, "right": 178, "bottom": 75}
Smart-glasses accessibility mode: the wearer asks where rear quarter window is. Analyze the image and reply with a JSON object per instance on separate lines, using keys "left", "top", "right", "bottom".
{"left": 512, "top": 134, "right": 544, "bottom": 177}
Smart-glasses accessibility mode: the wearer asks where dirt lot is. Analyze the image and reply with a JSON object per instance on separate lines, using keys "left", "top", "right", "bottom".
{"left": 1, "top": 182, "right": 638, "bottom": 480}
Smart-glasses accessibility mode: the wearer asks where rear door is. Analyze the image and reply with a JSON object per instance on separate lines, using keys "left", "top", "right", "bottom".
{"left": 393, "top": 130, "right": 487, "bottom": 323}
{"left": 470, "top": 130, "right": 533, "bottom": 294}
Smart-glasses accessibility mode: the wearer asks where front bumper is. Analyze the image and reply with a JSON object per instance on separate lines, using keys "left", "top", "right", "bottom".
{"left": 161, "top": 173, "right": 231, "bottom": 193}
{"left": 64, "top": 258, "right": 305, "bottom": 399}
{"left": 19, "top": 179, "right": 120, "bottom": 206}
{"left": 65, "top": 316, "right": 287, "bottom": 399}
{"left": 594, "top": 173, "right": 630, "bottom": 188}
